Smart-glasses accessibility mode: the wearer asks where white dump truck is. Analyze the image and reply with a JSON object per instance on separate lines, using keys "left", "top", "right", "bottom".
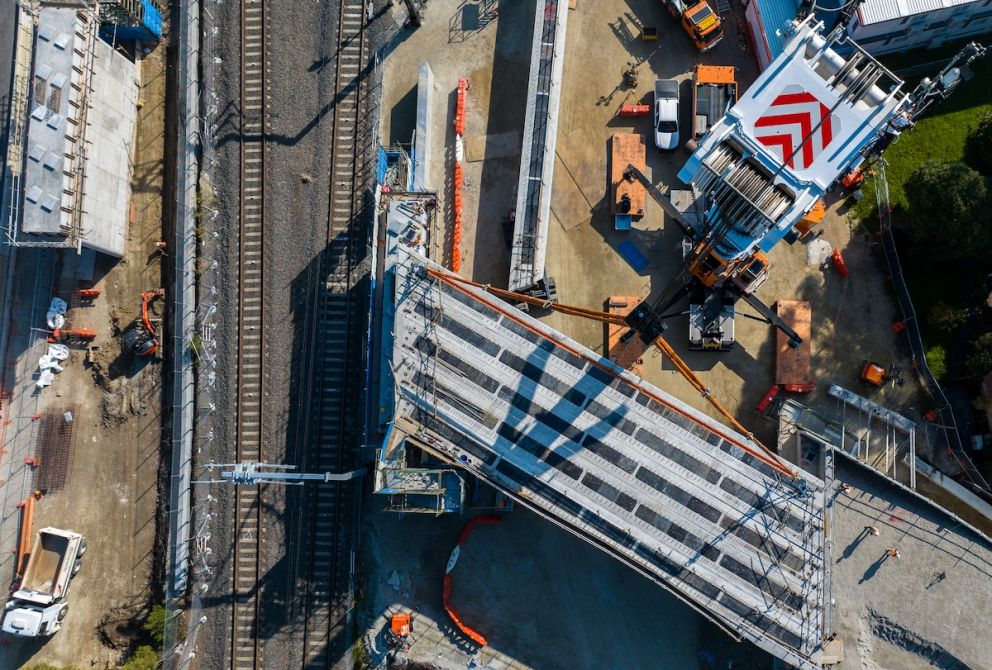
{"left": 2, "top": 527, "right": 86, "bottom": 637}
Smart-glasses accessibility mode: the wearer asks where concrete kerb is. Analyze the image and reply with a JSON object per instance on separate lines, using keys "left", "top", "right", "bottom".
{"left": 163, "top": 0, "right": 200, "bottom": 664}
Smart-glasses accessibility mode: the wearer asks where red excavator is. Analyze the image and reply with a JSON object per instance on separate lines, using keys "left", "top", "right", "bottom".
{"left": 122, "top": 289, "right": 164, "bottom": 357}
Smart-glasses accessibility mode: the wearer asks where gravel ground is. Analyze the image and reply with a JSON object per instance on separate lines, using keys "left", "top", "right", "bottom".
{"left": 191, "top": 0, "right": 395, "bottom": 667}
{"left": 190, "top": 0, "right": 242, "bottom": 661}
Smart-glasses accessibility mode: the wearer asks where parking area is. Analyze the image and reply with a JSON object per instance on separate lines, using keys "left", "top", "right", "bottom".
{"left": 366, "top": 0, "right": 951, "bottom": 667}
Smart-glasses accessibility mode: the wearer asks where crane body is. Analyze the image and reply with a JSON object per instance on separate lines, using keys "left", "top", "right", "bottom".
{"left": 625, "top": 16, "right": 985, "bottom": 351}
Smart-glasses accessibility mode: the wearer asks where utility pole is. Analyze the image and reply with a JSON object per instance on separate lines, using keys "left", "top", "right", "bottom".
{"left": 403, "top": 0, "right": 424, "bottom": 26}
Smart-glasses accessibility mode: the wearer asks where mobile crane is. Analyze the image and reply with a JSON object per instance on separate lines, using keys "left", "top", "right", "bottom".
{"left": 620, "top": 14, "right": 985, "bottom": 353}
{"left": 662, "top": 0, "right": 724, "bottom": 51}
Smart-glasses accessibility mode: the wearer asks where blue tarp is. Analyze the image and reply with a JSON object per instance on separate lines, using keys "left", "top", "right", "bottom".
{"left": 617, "top": 240, "right": 649, "bottom": 273}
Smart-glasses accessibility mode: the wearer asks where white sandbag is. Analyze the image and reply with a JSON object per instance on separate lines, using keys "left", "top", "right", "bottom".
{"left": 48, "top": 344, "right": 70, "bottom": 360}
{"left": 36, "top": 369, "right": 55, "bottom": 388}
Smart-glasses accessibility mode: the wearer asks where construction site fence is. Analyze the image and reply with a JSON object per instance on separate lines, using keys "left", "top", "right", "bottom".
{"left": 162, "top": 0, "right": 200, "bottom": 663}
{"left": 876, "top": 187, "right": 992, "bottom": 496}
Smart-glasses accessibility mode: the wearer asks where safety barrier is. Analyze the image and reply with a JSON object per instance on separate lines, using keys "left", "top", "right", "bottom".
{"left": 451, "top": 78, "right": 468, "bottom": 272}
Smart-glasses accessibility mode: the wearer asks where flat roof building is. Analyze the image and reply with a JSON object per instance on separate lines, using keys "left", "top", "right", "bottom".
{"left": 6, "top": 1, "right": 138, "bottom": 257}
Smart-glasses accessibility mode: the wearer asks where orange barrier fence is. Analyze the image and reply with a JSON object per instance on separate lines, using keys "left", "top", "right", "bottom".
{"left": 442, "top": 514, "right": 501, "bottom": 646}
{"left": 451, "top": 78, "right": 470, "bottom": 272}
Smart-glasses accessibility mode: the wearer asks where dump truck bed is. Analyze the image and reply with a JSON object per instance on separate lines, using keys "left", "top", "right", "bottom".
{"left": 610, "top": 133, "right": 646, "bottom": 218}
{"left": 693, "top": 65, "right": 736, "bottom": 139}
{"left": 776, "top": 300, "right": 813, "bottom": 391}
{"left": 20, "top": 531, "right": 68, "bottom": 596}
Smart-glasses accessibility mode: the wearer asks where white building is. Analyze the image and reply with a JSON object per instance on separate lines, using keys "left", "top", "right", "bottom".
{"left": 847, "top": 0, "right": 992, "bottom": 54}
{"left": 744, "top": 0, "right": 992, "bottom": 70}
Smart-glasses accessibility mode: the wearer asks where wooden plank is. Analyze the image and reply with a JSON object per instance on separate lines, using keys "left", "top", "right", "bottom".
{"left": 607, "top": 296, "right": 645, "bottom": 376}
{"left": 776, "top": 300, "right": 813, "bottom": 391}
{"left": 610, "top": 134, "right": 646, "bottom": 218}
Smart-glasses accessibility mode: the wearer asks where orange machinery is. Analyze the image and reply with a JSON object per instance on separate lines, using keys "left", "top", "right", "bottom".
{"left": 662, "top": 0, "right": 724, "bottom": 51}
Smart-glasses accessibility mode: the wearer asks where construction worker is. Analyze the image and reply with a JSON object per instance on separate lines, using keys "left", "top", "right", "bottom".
{"left": 887, "top": 547, "right": 901, "bottom": 559}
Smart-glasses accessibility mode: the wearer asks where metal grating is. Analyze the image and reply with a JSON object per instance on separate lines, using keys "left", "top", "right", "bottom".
{"left": 35, "top": 404, "right": 80, "bottom": 492}
{"left": 389, "top": 248, "right": 827, "bottom": 670}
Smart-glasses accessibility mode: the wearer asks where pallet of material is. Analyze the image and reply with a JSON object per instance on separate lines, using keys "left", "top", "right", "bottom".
{"left": 776, "top": 300, "right": 813, "bottom": 392}
{"left": 607, "top": 296, "right": 645, "bottom": 376}
{"left": 610, "top": 133, "right": 646, "bottom": 218}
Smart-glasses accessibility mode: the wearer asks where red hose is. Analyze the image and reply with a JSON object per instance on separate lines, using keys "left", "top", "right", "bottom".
{"left": 442, "top": 515, "right": 502, "bottom": 646}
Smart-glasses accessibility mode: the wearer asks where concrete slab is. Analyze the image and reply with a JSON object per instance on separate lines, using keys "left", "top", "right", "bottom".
{"left": 81, "top": 38, "right": 138, "bottom": 257}
{"left": 462, "top": 131, "right": 519, "bottom": 162}
{"left": 549, "top": 154, "right": 591, "bottom": 232}
{"left": 390, "top": 247, "right": 828, "bottom": 669}
{"left": 831, "top": 454, "right": 992, "bottom": 670}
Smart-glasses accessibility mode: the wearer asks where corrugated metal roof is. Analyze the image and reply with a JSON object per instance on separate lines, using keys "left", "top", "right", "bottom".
{"left": 858, "top": 0, "right": 979, "bottom": 25}
{"left": 390, "top": 247, "right": 828, "bottom": 670}
{"left": 755, "top": 0, "right": 800, "bottom": 61}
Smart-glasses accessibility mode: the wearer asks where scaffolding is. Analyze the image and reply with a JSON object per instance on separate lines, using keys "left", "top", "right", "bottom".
{"left": 4, "top": 1, "right": 98, "bottom": 250}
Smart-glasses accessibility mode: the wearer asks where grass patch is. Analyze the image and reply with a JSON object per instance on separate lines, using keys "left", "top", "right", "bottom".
{"left": 852, "top": 33, "right": 992, "bottom": 221}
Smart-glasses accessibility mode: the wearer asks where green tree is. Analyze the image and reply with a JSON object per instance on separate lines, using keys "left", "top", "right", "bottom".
{"left": 119, "top": 645, "right": 158, "bottom": 670}
{"left": 928, "top": 301, "right": 969, "bottom": 332}
{"left": 965, "top": 112, "right": 992, "bottom": 176}
{"left": 926, "top": 344, "right": 948, "bottom": 380}
{"left": 905, "top": 161, "right": 989, "bottom": 262}
{"left": 967, "top": 332, "right": 992, "bottom": 377}
{"left": 143, "top": 604, "right": 166, "bottom": 649}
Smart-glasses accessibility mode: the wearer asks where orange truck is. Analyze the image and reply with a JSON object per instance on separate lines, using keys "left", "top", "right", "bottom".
{"left": 692, "top": 65, "right": 736, "bottom": 140}
{"left": 662, "top": 0, "right": 724, "bottom": 51}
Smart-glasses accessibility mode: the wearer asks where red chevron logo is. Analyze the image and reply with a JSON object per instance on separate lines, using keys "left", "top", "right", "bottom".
{"left": 754, "top": 90, "right": 835, "bottom": 171}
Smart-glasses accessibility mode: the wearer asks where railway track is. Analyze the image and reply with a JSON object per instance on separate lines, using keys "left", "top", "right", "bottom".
{"left": 231, "top": 0, "right": 267, "bottom": 667}
{"left": 300, "top": 0, "right": 370, "bottom": 666}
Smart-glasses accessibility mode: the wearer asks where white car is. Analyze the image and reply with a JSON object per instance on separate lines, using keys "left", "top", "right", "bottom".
{"left": 654, "top": 79, "right": 680, "bottom": 151}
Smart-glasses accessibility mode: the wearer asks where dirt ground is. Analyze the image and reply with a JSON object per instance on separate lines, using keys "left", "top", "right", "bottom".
{"left": 6, "top": 45, "right": 167, "bottom": 669}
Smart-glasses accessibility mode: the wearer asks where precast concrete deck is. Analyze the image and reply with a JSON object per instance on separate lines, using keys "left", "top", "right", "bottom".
{"left": 388, "top": 248, "right": 828, "bottom": 669}
{"left": 507, "top": 0, "right": 567, "bottom": 291}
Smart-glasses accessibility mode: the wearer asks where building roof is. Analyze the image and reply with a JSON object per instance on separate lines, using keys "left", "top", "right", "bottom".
{"left": 857, "top": 0, "right": 980, "bottom": 26}
{"left": 79, "top": 36, "right": 137, "bottom": 257}
{"left": 388, "top": 247, "right": 828, "bottom": 670}
{"left": 753, "top": 0, "right": 801, "bottom": 63}
{"left": 21, "top": 7, "right": 90, "bottom": 237}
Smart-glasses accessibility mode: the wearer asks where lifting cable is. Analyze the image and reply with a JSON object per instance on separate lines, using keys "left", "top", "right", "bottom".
{"left": 424, "top": 268, "right": 799, "bottom": 480}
